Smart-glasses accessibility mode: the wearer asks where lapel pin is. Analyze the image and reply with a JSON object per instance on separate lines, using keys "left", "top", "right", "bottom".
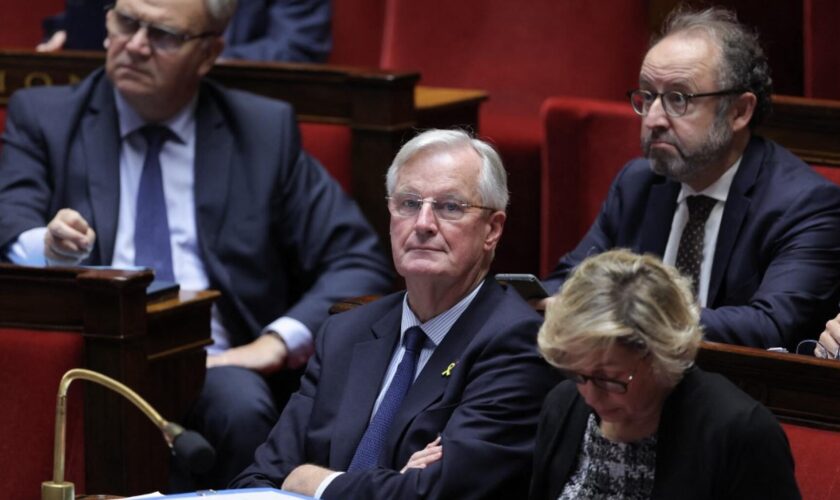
{"left": 441, "top": 362, "right": 457, "bottom": 377}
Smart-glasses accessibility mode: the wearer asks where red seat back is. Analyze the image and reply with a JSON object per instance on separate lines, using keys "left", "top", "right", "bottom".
{"left": 803, "top": 0, "right": 840, "bottom": 99}
{"left": 0, "top": 329, "right": 86, "bottom": 500}
{"left": 540, "top": 96, "right": 639, "bottom": 276}
{"left": 0, "top": 0, "right": 63, "bottom": 48}
{"left": 782, "top": 422, "right": 840, "bottom": 499}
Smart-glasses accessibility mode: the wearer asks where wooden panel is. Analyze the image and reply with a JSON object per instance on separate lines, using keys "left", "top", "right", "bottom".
{"left": 0, "top": 264, "right": 217, "bottom": 495}
{"left": 697, "top": 341, "right": 840, "bottom": 430}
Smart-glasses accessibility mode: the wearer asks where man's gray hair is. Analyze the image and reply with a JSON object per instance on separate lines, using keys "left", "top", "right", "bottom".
{"left": 205, "top": 0, "right": 238, "bottom": 32}
{"left": 655, "top": 6, "right": 773, "bottom": 129}
{"left": 385, "top": 129, "right": 509, "bottom": 211}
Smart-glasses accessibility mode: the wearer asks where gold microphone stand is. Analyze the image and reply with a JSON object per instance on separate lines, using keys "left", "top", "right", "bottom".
{"left": 42, "top": 368, "right": 189, "bottom": 500}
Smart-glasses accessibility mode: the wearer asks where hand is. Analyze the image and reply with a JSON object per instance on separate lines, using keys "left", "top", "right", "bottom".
{"left": 206, "top": 333, "right": 288, "bottom": 373}
{"left": 44, "top": 209, "right": 96, "bottom": 265}
{"left": 36, "top": 30, "right": 67, "bottom": 52}
{"left": 401, "top": 436, "right": 443, "bottom": 473}
{"left": 282, "top": 464, "right": 334, "bottom": 496}
{"left": 816, "top": 313, "right": 840, "bottom": 359}
{"left": 529, "top": 295, "right": 555, "bottom": 312}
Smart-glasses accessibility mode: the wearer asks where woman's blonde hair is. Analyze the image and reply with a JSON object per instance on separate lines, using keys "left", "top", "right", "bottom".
{"left": 538, "top": 249, "right": 702, "bottom": 386}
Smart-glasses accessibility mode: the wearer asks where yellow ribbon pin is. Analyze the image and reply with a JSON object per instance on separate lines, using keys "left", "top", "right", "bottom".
{"left": 442, "top": 362, "right": 457, "bottom": 377}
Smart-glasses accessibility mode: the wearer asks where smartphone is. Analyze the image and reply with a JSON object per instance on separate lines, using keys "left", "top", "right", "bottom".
{"left": 494, "top": 273, "right": 549, "bottom": 300}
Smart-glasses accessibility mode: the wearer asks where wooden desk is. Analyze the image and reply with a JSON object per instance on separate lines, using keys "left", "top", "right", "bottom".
{"left": 697, "top": 341, "right": 840, "bottom": 429}
{"left": 760, "top": 94, "right": 840, "bottom": 167}
{"left": 0, "top": 50, "right": 487, "bottom": 245}
{"left": 0, "top": 264, "right": 217, "bottom": 495}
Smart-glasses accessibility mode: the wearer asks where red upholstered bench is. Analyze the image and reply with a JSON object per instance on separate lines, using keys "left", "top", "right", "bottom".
{"left": 377, "top": 0, "right": 648, "bottom": 274}
{"left": 0, "top": 328, "right": 86, "bottom": 500}
{"left": 782, "top": 423, "right": 840, "bottom": 499}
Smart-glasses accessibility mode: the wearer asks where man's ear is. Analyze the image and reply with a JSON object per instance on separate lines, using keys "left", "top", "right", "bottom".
{"left": 197, "top": 36, "right": 225, "bottom": 76}
{"left": 484, "top": 211, "right": 506, "bottom": 251}
{"left": 730, "top": 91, "right": 757, "bottom": 132}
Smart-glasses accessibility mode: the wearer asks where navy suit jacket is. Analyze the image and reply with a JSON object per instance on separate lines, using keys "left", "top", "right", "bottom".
{"left": 0, "top": 68, "right": 392, "bottom": 344}
{"left": 530, "top": 369, "right": 800, "bottom": 500}
{"left": 545, "top": 137, "right": 840, "bottom": 349}
{"left": 46, "top": 0, "right": 331, "bottom": 63}
{"left": 231, "top": 280, "right": 561, "bottom": 499}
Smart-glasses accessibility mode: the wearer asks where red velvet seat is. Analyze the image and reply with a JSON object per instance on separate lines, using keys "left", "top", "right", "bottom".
{"left": 782, "top": 423, "right": 840, "bottom": 499}
{"left": 803, "top": 0, "right": 840, "bottom": 99}
{"left": 0, "top": 328, "right": 86, "bottom": 500}
{"left": 539, "top": 96, "right": 639, "bottom": 276}
{"left": 378, "top": 0, "right": 649, "bottom": 273}
{"left": 0, "top": 0, "right": 63, "bottom": 48}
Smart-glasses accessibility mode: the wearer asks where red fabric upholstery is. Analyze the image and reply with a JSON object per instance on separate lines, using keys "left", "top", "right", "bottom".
{"left": 540, "top": 96, "right": 639, "bottom": 276}
{"left": 0, "top": 328, "right": 85, "bottom": 500}
{"left": 782, "top": 423, "right": 840, "bottom": 499}
{"left": 0, "top": 0, "right": 63, "bottom": 48}
{"left": 299, "top": 122, "right": 353, "bottom": 194}
{"left": 379, "top": 0, "right": 649, "bottom": 273}
{"left": 803, "top": 0, "right": 840, "bottom": 99}
{"left": 328, "top": 0, "right": 388, "bottom": 67}
{"left": 812, "top": 165, "right": 840, "bottom": 187}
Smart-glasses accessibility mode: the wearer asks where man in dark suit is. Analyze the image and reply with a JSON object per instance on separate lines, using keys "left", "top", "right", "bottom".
{"left": 231, "top": 129, "right": 559, "bottom": 499}
{"left": 39, "top": 0, "right": 331, "bottom": 63}
{"left": 0, "top": 0, "right": 391, "bottom": 489}
{"left": 544, "top": 6, "right": 840, "bottom": 350}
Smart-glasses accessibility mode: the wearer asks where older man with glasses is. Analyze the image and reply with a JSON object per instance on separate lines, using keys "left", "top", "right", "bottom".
{"left": 0, "top": 0, "right": 392, "bottom": 490}
{"left": 543, "top": 6, "right": 840, "bottom": 352}
{"left": 231, "top": 129, "right": 559, "bottom": 499}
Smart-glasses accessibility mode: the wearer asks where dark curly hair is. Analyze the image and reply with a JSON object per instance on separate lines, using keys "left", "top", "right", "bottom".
{"left": 653, "top": 5, "right": 773, "bottom": 129}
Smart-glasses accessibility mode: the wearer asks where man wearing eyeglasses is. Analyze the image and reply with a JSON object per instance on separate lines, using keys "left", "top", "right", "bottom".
{"left": 0, "top": 0, "right": 392, "bottom": 490}
{"left": 231, "top": 129, "right": 559, "bottom": 499}
{"left": 543, "top": 6, "right": 840, "bottom": 351}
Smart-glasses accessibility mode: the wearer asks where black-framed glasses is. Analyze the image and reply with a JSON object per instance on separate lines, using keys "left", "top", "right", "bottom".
{"left": 386, "top": 193, "right": 494, "bottom": 221}
{"left": 563, "top": 354, "right": 648, "bottom": 394}
{"left": 627, "top": 88, "right": 746, "bottom": 117}
{"left": 105, "top": 5, "right": 219, "bottom": 52}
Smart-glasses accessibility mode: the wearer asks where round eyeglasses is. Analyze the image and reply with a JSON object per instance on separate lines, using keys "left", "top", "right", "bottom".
{"left": 386, "top": 193, "right": 493, "bottom": 221}
{"left": 627, "top": 88, "right": 746, "bottom": 117}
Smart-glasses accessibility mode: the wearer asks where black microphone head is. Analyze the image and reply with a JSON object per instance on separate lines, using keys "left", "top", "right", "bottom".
{"left": 172, "top": 430, "right": 216, "bottom": 474}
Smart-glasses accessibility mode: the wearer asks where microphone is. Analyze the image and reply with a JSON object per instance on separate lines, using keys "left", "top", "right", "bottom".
{"left": 41, "top": 368, "right": 215, "bottom": 500}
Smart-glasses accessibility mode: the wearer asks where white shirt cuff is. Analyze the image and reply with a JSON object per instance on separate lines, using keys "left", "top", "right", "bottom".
{"left": 263, "top": 316, "right": 313, "bottom": 369}
{"left": 313, "top": 471, "right": 343, "bottom": 499}
{"left": 5, "top": 227, "right": 47, "bottom": 266}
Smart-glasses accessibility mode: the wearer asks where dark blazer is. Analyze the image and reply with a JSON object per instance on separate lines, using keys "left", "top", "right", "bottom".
{"left": 545, "top": 137, "right": 840, "bottom": 349}
{"left": 223, "top": 0, "right": 332, "bottom": 62}
{"left": 45, "top": 0, "right": 331, "bottom": 62}
{"left": 530, "top": 369, "right": 800, "bottom": 500}
{"left": 231, "top": 280, "right": 561, "bottom": 499}
{"left": 0, "top": 68, "right": 392, "bottom": 344}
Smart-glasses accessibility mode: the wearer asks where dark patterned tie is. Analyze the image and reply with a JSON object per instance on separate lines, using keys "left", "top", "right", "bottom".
{"left": 348, "top": 326, "right": 426, "bottom": 471}
{"left": 134, "top": 125, "right": 174, "bottom": 282}
{"left": 675, "top": 195, "right": 717, "bottom": 295}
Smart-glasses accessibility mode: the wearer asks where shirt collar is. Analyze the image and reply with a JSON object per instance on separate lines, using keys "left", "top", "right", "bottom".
{"left": 677, "top": 155, "right": 742, "bottom": 204}
{"left": 114, "top": 89, "right": 198, "bottom": 144}
{"left": 400, "top": 280, "right": 485, "bottom": 348}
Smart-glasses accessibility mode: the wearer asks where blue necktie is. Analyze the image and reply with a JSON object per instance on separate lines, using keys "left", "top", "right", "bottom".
{"left": 348, "top": 326, "right": 426, "bottom": 471}
{"left": 134, "top": 125, "right": 174, "bottom": 282}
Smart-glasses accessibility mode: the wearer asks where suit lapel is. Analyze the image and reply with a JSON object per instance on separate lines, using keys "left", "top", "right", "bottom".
{"left": 382, "top": 280, "right": 501, "bottom": 464}
{"left": 330, "top": 304, "right": 403, "bottom": 469}
{"left": 708, "top": 139, "right": 761, "bottom": 305}
{"left": 638, "top": 180, "right": 680, "bottom": 255}
{"left": 79, "top": 78, "right": 121, "bottom": 264}
{"left": 193, "top": 86, "right": 234, "bottom": 267}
